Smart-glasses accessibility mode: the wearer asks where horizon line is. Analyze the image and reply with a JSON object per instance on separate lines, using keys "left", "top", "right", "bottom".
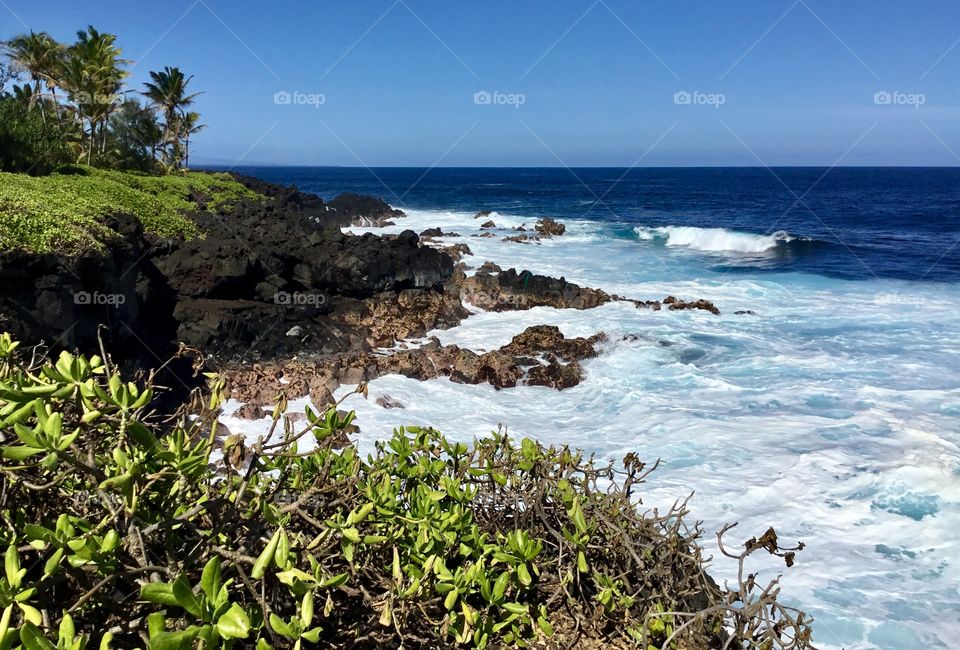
{"left": 195, "top": 163, "right": 960, "bottom": 170}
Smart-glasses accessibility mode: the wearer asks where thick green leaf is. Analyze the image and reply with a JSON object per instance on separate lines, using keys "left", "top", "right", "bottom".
{"left": 18, "top": 622, "right": 56, "bottom": 650}
{"left": 493, "top": 571, "right": 510, "bottom": 601}
{"left": 215, "top": 603, "right": 250, "bottom": 640}
{"left": 275, "top": 529, "right": 290, "bottom": 570}
{"left": 1, "top": 446, "right": 44, "bottom": 461}
{"left": 200, "top": 557, "right": 221, "bottom": 601}
{"left": 268, "top": 613, "right": 295, "bottom": 638}
{"left": 300, "top": 590, "right": 314, "bottom": 628}
{"left": 517, "top": 563, "right": 532, "bottom": 587}
{"left": 147, "top": 628, "right": 199, "bottom": 650}
{"left": 18, "top": 603, "right": 43, "bottom": 626}
{"left": 58, "top": 613, "right": 76, "bottom": 645}
{"left": 140, "top": 582, "right": 179, "bottom": 608}
{"left": 252, "top": 529, "right": 282, "bottom": 580}
{"left": 171, "top": 575, "right": 201, "bottom": 617}
{"left": 536, "top": 616, "right": 554, "bottom": 636}
{"left": 319, "top": 573, "right": 348, "bottom": 588}
{"left": 4, "top": 546, "right": 20, "bottom": 587}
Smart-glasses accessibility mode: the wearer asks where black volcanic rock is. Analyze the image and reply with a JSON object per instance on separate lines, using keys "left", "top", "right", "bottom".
{"left": 0, "top": 175, "right": 452, "bottom": 383}
{"left": 327, "top": 192, "right": 405, "bottom": 227}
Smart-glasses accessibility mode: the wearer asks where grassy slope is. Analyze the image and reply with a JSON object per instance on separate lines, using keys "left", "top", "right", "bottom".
{"left": 0, "top": 167, "right": 261, "bottom": 255}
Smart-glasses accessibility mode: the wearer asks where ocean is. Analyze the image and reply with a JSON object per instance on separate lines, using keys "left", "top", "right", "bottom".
{"left": 219, "top": 166, "right": 960, "bottom": 650}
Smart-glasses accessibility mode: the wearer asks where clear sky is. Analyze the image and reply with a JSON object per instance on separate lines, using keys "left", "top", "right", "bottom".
{"left": 3, "top": 0, "right": 959, "bottom": 166}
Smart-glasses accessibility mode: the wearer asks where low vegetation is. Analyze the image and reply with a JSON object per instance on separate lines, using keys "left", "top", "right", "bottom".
{"left": 0, "top": 334, "right": 814, "bottom": 648}
{"left": 0, "top": 166, "right": 261, "bottom": 254}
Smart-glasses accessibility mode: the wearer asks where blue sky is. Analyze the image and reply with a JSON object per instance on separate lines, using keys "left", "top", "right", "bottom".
{"left": 3, "top": 0, "right": 959, "bottom": 166}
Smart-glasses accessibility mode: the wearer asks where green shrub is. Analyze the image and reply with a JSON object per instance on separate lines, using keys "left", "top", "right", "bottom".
{"left": 0, "top": 98, "right": 71, "bottom": 176}
{"left": 0, "top": 167, "right": 261, "bottom": 254}
{"left": 0, "top": 333, "right": 814, "bottom": 649}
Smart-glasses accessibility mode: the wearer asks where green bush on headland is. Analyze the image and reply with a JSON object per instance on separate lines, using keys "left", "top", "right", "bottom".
{"left": 0, "top": 333, "right": 814, "bottom": 649}
{"left": 0, "top": 167, "right": 261, "bottom": 254}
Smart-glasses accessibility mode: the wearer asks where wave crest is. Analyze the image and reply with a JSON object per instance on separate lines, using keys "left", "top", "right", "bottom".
{"left": 633, "top": 225, "right": 795, "bottom": 253}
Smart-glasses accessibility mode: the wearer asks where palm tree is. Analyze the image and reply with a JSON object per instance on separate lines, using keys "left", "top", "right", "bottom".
{"left": 5, "top": 31, "right": 63, "bottom": 122}
{"left": 177, "top": 110, "right": 205, "bottom": 168}
{"left": 61, "top": 26, "right": 128, "bottom": 162}
{"left": 143, "top": 67, "right": 202, "bottom": 169}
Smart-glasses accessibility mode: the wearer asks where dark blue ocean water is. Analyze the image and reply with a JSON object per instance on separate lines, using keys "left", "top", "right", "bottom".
{"left": 219, "top": 166, "right": 960, "bottom": 282}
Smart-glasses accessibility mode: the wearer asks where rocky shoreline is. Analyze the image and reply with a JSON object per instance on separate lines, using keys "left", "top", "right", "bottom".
{"left": 0, "top": 172, "right": 720, "bottom": 428}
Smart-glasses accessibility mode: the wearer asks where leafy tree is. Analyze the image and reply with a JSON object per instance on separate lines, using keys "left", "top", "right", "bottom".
{"left": 107, "top": 99, "right": 164, "bottom": 171}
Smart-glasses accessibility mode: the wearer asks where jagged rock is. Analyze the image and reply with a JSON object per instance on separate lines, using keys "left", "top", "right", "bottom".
{"left": 443, "top": 243, "right": 473, "bottom": 262}
{"left": 501, "top": 325, "right": 607, "bottom": 363}
{"left": 222, "top": 324, "right": 606, "bottom": 401}
{"left": 471, "top": 232, "right": 496, "bottom": 238}
{"left": 534, "top": 218, "right": 566, "bottom": 236}
{"left": 527, "top": 361, "right": 582, "bottom": 389}
{"left": 461, "top": 269, "right": 611, "bottom": 312}
{"left": 420, "top": 227, "right": 444, "bottom": 238}
{"left": 327, "top": 192, "right": 405, "bottom": 226}
{"left": 480, "top": 220, "right": 496, "bottom": 229}
{"left": 478, "top": 261, "right": 502, "bottom": 273}
{"left": 474, "top": 210, "right": 493, "bottom": 219}
{"left": 735, "top": 310, "right": 757, "bottom": 316}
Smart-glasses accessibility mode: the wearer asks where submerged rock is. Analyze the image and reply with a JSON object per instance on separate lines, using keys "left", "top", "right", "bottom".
{"left": 232, "top": 403, "right": 268, "bottom": 420}
{"left": 503, "top": 234, "right": 540, "bottom": 244}
{"left": 376, "top": 395, "right": 406, "bottom": 409}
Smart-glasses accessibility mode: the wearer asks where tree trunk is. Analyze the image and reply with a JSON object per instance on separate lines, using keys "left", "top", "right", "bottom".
{"left": 33, "top": 78, "right": 46, "bottom": 125}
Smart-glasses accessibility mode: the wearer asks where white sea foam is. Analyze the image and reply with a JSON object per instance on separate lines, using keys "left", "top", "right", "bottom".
{"left": 634, "top": 225, "right": 795, "bottom": 253}
{"left": 227, "top": 208, "right": 960, "bottom": 650}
